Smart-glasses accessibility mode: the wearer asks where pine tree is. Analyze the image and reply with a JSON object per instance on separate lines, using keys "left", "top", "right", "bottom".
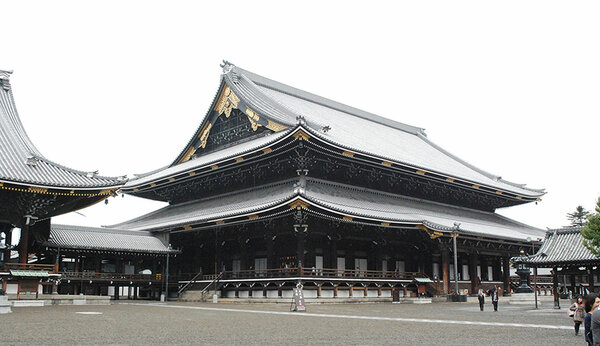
{"left": 582, "top": 198, "right": 600, "bottom": 256}
{"left": 567, "top": 205, "right": 590, "bottom": 226}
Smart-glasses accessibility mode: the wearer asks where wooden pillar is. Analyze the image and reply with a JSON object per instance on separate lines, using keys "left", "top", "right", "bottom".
{"left": 363, "top": 286, "right": 368, "bottom": 297}
{"left": 589, "top": 266, "right": 595, "bottom": 292}
{"left": 317, "top": 284, "right": 322, "bottom": 298}
{"left": 553, "top": 267, "right": 559, "bottom": 308}
{"left": 114, "top": 285, "right": 119, "bottom": 300}
{"left": 18, "top": 223, "right": 29, "bottom": 264}
{"left": 133, "top": 286, "right": 138, "bottom": 300}
{"left": 570, "top": 274, "right": 576, "bottom": 296}
{"left": 502, "top": 256, "right": 510, "bottom": 295}
{"left": 469, "top": 253, "right": 478, "bottom": 294}
{"left": 248, "top": 285, "right": 253, "bottom": 297}
{"left": 296, "top": 232, "right": 306, "bottom": 268}
{"left": 3, "top": 227, "right": 12, "bottom": 263}
{"left": 330, "top": 237, "right": 338, "bottom": 270}
{"left": 349, "top": 285, "right": 353, "bottom": 297}
{"left": 266, "top": 233, "right": 274, "bottom": 270}
{"left": 377, "top": 286, "right": 382, "bottom": 297}
{"left": 441, "top": 247, "right": 450, "bottom": 294}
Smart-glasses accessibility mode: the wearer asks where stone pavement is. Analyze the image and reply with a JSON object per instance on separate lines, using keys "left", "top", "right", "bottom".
{"left": 0, "top": 301, "right": 578, "bottom": 345}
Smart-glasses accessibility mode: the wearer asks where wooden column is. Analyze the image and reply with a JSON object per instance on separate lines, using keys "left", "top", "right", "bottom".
{"left": 442, "top": 247, "right": 450, "bottom": 294}
{"left": 469, "top": 253, "right": 478, "bottom": 294}
{"left": 589, "top": 266, "right": 595, "bottom": 292}
{"left": 502, "top": 256, "right": 510, "bottom": 295}
{"left": 3, "top": 227, "right": 12, "bottom": 263}
{"left": 266, "top": 233, "right": 274, "bottom": 270}
{"left": 296, "top": 232, "right": 306, "bottom": 269}
{"left": 18, "top": 223, "right": 29, "bottom": 264}
{"left": 553, "top": 267, "right": 559, "bottom": 308}
{"left": 330, "top": 237, "right": 338, "bottom": 270}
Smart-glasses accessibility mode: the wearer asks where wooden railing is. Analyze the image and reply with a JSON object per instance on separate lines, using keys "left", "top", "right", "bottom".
{"left": 60, "top": 271, "right": 162, "bottom": 282}
{"left": 183, "top": 268, "right": 428, "bottom": 281}
{"left": 2, "top": 263, "right": 58, "bottom": 273}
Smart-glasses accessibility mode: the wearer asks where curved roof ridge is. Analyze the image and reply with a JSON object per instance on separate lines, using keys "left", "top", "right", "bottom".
{"left": 231, "top": 65, "right": 425, "bottom": 136}
{"left": 0, "top": 70, "right": 126, "bottom": 187}
{"left": 418, "top": 132, "right": 546, "bottom": 194}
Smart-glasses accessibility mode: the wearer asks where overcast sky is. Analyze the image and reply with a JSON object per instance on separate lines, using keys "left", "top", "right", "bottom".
{"left": 2, "top": 1, "right": 599, "bottom": 231}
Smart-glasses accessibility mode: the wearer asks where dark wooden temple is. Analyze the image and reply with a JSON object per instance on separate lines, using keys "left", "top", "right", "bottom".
{"left": 113, "top": 61, "right": 547, "bottom": 299}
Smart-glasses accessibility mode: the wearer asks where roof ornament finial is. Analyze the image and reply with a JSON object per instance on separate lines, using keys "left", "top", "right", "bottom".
{"left": 220, "top": 60, "right": 234, "bottom": 74}
{"left": 0, "top": 70, "right": 12, "bottom": 91}
{"left": 296, "top": 115, "right": 306, "bottom": 126}
{"left": 25, "top": 156, "right": 38, "bottom": 167}
{"left": 86, "top": 170, "right": 99, "bottom": 178}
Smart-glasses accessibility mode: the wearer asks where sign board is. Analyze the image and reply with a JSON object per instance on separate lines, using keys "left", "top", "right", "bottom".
{"left": 292, "top": 283, "right": 306, "bottom": 312}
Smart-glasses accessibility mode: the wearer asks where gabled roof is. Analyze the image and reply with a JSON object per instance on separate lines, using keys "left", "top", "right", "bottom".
{"left": 112, "top": 178, "right": 544, "bottom": 242}
{"left": 151, "top": 62, "right": 543, "bottom": 199}
{"left": 515, "top": 226, "right": 599, "bottom": 267}
{"left": 225, "top": 63, "right": 544, "bottom": 198}
{"left": 0, "top": 70, "right": 125, "bottom": 189}
{"left": 45, "top": 224, "right": 177, "bottom": 255}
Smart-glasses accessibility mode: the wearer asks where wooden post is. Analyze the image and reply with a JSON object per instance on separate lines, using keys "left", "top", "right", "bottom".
{"left": 296, "top": 232, "right": 306, "bottom": 268}
{"left": 317, "top": 284, "right": 322, "bottom": 298}
{"left": 349, "top": 285, "right": 353, "bottom": 297}
{"left": 442, "top": 247, "right": 450, "bottom": 294}
{"left": 469, "top": 253, "right": 478, "bottom": 294}
{"left": 363, "top": 286, "right": 368, "bottom": 297}
{"left": 502, "top": 256, "right": 510, "bottom": 295}
{"left": 333, "top": 284, "right": 338, "bottom": 298}
{"left": 533, "top": 267, "right": 538, "bottom": 309}
{"left": 589, "top": 266, "right": 595, "bottom": 292}
{"left": 18, "top": 223, "right": 29, "bottom": 264}
{"left": 553, "top": 267, "right": 559, "bottom": 309}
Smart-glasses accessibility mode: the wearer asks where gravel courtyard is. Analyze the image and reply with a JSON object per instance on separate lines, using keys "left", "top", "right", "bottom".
{"left": 0, "top": 301, "right": 577, "bottom": 345}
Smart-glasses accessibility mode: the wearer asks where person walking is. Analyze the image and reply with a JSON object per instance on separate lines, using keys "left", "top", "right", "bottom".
{"left": 592, "top": 292, "right": 600, "bottom": 345}
{"left": 584, "top": 293, "right": 600, "bottom": 346}
{"left": 491, "top": 286, "right": 499, "bottom": 312}
{"left": 477, "top": 290, "right": 485, "bottom": 311}
{"left": 570, "top": 296, "right": 585, "bottom": 336}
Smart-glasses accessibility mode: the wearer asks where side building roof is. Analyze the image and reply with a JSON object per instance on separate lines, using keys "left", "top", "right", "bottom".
{"left": 44, "top": 224, "right": 178, "bottom": 255}
{"left": 0, "top": 70, "right": 125, "bottom": 189}
{"left": 514, "top": 226, "right": 600, "bottom": 267}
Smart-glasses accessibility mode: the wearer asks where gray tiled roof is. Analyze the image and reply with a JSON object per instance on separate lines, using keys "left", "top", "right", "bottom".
{"left": 125, "top": 130, "right": 290, "bottom": 188}
{"left": 224, "top": 64, "right": 545, "bottom": 198}
{"left": 113, "top": 178, "right": 543, "bottom": 241}
{"left": 516, "top": 227, "right": 599, "bottom": 266}
{"left": 303, "top": 179, "right": 545, "bottom": 241}
{"left": 45, "top": 224, "right": 176, "bottom": 254}
{"left": 0, "top": 70, "right": 125, "bottom": 188}
{"left": 111, "top": 181, "right": 298, "bottom": 231}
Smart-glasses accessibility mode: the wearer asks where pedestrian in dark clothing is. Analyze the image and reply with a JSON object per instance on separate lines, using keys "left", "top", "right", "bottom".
{"left": 491, "top": 287, "right": 499, "bottom": 312}
{"left": 584, "top": 293, "right": 599, "bottom": 346}
{"left": 592, "top": 292, "right": 600, "bottom": 346}
{"left": 477, "top": 290, "right": 485, "bottom": 311}
{"left": 570, "top": 296, "right": 585, "bottom": 335}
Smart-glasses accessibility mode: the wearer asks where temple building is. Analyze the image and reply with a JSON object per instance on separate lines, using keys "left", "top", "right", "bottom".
{"left": 115, "top": 62, "right": 547, "bottom": 299}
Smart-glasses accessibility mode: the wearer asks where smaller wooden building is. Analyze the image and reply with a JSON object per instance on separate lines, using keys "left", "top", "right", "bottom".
{"left": 515, "top": 226, "right": 599, "bottom": 303}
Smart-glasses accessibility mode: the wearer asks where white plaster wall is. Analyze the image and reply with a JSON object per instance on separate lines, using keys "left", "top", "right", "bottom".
{"left": 6, "top": 283, "right": 18, "bottom": 294}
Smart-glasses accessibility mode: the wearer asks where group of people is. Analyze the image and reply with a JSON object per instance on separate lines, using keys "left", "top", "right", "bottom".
{"left": 569, "top": 293, "right": 600, "bottom": 345}
{"left": 477, "top": 286, "right": 500, "bottom": 312}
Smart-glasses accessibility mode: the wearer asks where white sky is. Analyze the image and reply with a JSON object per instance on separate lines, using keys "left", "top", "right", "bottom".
{"left": 2, "top": 1, "right": 599, "bottom": 231}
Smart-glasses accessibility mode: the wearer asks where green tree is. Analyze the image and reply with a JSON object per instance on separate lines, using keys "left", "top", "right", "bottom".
{"left": 582, "top": 198, "right": 600, "bottom": 256}
{"left": 567, "top": 205, "right": 590, "bottom": 226}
